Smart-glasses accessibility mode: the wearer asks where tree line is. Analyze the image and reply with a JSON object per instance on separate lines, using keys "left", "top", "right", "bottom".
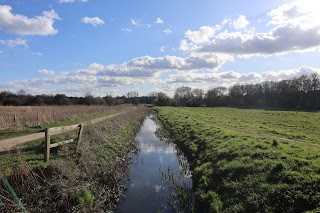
{"left": 0, "top": 91, "right": 148, "bottom": 106}
{"left": 167, "top": 73, "right": 320, "bottom": 109}
{"left": 1, "top": 73, "right": 319, "bottom": 109}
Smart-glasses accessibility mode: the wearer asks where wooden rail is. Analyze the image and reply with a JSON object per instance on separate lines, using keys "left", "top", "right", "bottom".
{"left": 44, "top": 124, "right": 83, "bottom": 162}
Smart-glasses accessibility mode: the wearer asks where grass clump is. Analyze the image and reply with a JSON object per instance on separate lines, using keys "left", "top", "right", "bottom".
{"left": 75, "top": 187, "right": 94, "bottom": 207}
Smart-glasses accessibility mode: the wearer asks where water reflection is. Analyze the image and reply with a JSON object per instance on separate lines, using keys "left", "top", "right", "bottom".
{"left": 115, "top": 115, "right": 194, "bottom": 213}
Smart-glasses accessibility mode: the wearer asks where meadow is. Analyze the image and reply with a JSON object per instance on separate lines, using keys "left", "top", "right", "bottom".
{"left": 0, "top": 105, "right": 127, "bottom": 131}
{"left": 0, "top": 106, "right": 150, "bottom": 212}
{"left": 156, "top": 107, "right": 320, "bottom": 212}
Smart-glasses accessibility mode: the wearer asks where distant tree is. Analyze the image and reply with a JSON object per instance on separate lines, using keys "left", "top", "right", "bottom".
{"left": 16, "top": 89, "right": 27, "bottom": 96}
{"left": 82, "top": 92, "right": 95, "bottom": 105}
{"left": 311, "top": 73, "right": 320, "bottom": 92}
{"left": 54, "top": 94, "right": 70, "bottom": 105}
{"left": 131, "top": 97, "right": 140, "bottom": 106}
{"left": 127, "top": 91, "right": 139, "bottom": 98}
{"left": 104, "top": 94, "right": 115, "bottom": 106}
{"left": 30, "top": 95, "right": 45, "bottom": 106}
{"left": 174, "top": 86, "right": 193, "bottom": 106}
{"left": 156, "top": 92, "right": 171, "bottom": 106}
{"left": 192, "top": 88, "right": 204, "bottom": 106}
{"left": 206, "top": 87, "right": 227, "bottom": 106}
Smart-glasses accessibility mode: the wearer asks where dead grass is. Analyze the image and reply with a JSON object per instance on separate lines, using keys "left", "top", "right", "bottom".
{"left": 0, "top": 105, "right": 127, "bottom": 131}
{"left": 0, "top": 105, "right": 150, "bottom": 212}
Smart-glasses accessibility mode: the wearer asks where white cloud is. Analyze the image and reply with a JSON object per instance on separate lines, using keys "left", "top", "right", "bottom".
{"left": 0, "top": 38, "right": 28, "bottom": 47}
{"left": 268, "top": 0, "right": 319, "bottom": 28}
{"left": 81, "top": 17, "right": 104, "bottom": 26}
{"left": 166, "top": 66, "right": 320, "bottom": 87}
{"left": 37, "top": 69, "right": 55, "bottom": 75}
{"left": 131, "top": 19, "right": 140, "bottom": 26}
{"left": 122, "top": 28, "right": 132, "bottom": 32}
{"left": 184, "top": 26, "right": 217, "bottom": 44}
{"left": 74, "top": 54, "right": 229, "bottom": 78}
{"left": 163, "top": 28, "right": 172, "bottom": 34}
{"left": 160, "top": 46, "right": 166, "bottom": 52}
{"left": 181, "top": 1, "right": 320, "bottom": 57}
{"left": 0, "top": 5, "right": 60, "bottom": 35}
{"left": 198, "top": 25, "right": 320, "bottom": 55}
{"left": 232, "top": 15, "right": 249, "bottom": 29}
{"left": 154, "top": 17, "right": 164, "bottom": 24}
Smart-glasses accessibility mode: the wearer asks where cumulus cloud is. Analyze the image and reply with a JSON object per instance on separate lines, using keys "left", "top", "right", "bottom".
{"left": 75, "top": 54, "right": 230, "bottom": 78}
{"left": 181, "top": 0, "right": 320, "bottom": 57}
{"left": 0, "top": 5, "right": 60, "bottom": 35}
{"left": 184, "top": 26, "right": 218, "bottom": 44}
{"left": 199, "top": 25, "right": 320, "bottom": 55}
{"left": 268, "top": 0, "right": 319, "bottom": 27}
{"left": 232, "top": 15, "right": 249, "bottom": 29}
{"left": 1, "top": 73, "right": 146, "bottom": 96}
{"left": 163, "top": 28, "right": 172, "bottom": 34}
{"left": 81, "top": 17, "right": 104, "bottom": 26}
{"left": 0, "top": 38, "right": 27, "bottom": 47}
{"left": 154, "top": 17, "right": 164, "bottom": 24}
{"left": 167, "top": 66, "right": 320, "bottom": 87}
{"left": 37, "top": 69, "right": 55, "bottom": 75}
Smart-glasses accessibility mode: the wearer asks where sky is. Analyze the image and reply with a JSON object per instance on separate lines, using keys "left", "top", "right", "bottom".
{"left": 0, "top": 0, "right": 320, "bottom": 97}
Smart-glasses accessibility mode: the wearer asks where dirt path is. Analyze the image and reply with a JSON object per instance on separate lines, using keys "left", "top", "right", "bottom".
{"left": 0, "top": 109, "right": 134, "bottom": 152}
{"left": 169, "top": 110, "right": 320, "bottom": 148}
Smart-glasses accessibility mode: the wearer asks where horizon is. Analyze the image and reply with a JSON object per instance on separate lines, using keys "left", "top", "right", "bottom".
{"left": 1, "top": 0, "right": 320, "bottom": 97}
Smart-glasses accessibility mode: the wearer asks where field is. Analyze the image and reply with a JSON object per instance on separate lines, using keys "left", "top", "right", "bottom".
{"left": 156, "top": 107, "right": 320, "bottom": 212}
{"left": 0, "top": 106, "right": 150, "bottom": 212}
{"left": 0, "top": 105, "right": 127, "bottom": 131}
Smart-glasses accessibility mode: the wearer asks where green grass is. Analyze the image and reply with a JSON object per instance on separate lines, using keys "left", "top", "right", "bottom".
{"left": 155, "top": 107, "right": 320, "bottom": 212}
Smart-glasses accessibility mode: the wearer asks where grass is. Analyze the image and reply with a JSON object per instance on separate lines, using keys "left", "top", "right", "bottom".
{"left": 0, "top": 105, "right": 150, "bottom": 212}
{"left": 0, "top": 105, "right": 131, "bottom": 140}
{"left": 155, "top": 106, "right": 320, "bottom": 212}
{"left": 0, "top": 106, "right": 135, "bottom": 175}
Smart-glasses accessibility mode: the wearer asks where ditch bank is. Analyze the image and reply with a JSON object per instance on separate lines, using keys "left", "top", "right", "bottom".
{"left": 0, "top": 106, "right": 150, "bottom": 212}
{"left": 155, "top": 107, "right": 320, "bottom": 213}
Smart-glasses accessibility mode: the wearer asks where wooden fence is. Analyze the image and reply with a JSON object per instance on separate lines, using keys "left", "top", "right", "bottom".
{"left": 44, "top": 124, "right": 84, "bottom": 162}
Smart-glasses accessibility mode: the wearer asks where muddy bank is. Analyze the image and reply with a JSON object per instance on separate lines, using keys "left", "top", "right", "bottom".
{"left": 0, "top": 106, "right": 150, "bottom": 212}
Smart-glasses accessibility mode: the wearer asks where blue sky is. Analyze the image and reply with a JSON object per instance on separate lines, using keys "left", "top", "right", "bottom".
{"left": 0, "top": 0, "right": 320, "bottom": 97}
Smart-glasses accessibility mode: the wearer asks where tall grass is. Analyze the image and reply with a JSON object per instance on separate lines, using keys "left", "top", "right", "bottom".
{"left": 0, "top": 106, "right": 149, "bottom": 212}
{"left": 0, "top": 105, "right": 126, "bottom": 130}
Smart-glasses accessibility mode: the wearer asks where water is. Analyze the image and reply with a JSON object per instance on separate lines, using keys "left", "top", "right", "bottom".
{"left": 115, "top": 115, "right": 194, "bottom": 213}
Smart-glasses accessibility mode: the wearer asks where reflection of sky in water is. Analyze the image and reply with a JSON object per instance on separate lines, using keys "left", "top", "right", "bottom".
{"left": 116, "top": 116, "right": 192, "bottom": 213}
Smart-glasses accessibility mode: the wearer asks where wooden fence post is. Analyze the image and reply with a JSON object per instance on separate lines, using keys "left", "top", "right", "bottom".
{"left": 44, "top": 128, "right": 51, "bottom": 162}
{"left": 14, "top": 113, "right": 17, "bottom": 129}
{"left": 37, "top": 111, "right": 40, "bottom": 126}
{"left": 76, "top": 124, "right": 84, "bottom": 152}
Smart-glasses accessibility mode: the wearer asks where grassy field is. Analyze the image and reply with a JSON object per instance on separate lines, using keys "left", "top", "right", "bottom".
{"left": 0, "top": 105, "right": 128, "bottom": 131}
{"left": 0, "top": 106, "right": 150, "bottom": 212}
{"left": 0, "top": 105, "right": 132, "bottom": 140}
{"left": 156, "top": 107, "right": 320, "bottom": 213}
